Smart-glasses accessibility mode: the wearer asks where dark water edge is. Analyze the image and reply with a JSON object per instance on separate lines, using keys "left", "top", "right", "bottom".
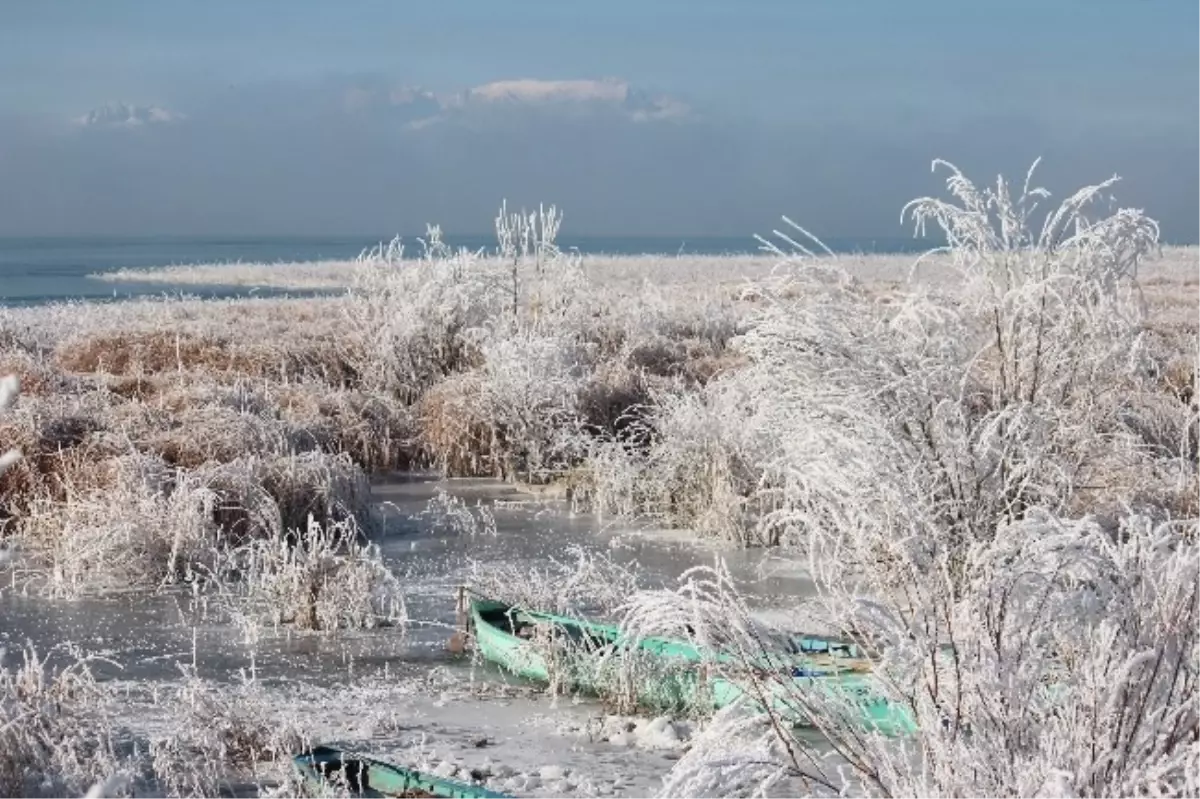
{"left": 0, "top": 234, "right": 935, "bottom": 308}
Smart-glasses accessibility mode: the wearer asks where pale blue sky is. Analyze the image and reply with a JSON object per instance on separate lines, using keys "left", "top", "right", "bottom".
{"left": 0, "top": 1, "right": 1195, "bottom": 239}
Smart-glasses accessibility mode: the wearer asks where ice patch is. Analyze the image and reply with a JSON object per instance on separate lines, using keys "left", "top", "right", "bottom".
{"left": 539, "top": 764, "right": 570, "bottom": 781}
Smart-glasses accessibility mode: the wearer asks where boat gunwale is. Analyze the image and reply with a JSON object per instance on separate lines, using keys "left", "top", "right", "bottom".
{"left": 468, "top": 595, "right": 871, "bottom": 678}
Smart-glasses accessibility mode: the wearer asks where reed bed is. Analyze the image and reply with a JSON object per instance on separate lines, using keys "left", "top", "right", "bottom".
{"left": 0, "top": 161, "right": 1194, "bottom": 796}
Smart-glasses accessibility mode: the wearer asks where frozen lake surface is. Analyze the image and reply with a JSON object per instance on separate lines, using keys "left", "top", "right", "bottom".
{"left": 0, "top": 473, "right": 816, "bottom": 796}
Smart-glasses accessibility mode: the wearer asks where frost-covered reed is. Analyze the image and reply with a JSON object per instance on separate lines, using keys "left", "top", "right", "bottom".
{"left": 0, "top": 159, "right": 1194, "bottom": 797}
{"left": 616, "top": 161, "right": 1198, "bottom": 797}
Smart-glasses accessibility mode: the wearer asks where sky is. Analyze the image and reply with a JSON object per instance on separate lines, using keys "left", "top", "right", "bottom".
{"left": 0, "top": 1, "right": 1196, "bottom": 241}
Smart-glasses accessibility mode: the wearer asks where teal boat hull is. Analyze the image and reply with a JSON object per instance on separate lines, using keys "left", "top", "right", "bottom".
{"left": 470, "top": 597, "right": 696, "bottom": 710}
{"left": 293, "top": 745, "right": 511, "bottom": 798}
{"left": 467, "top": 596, "right": 915, "bottom": 735}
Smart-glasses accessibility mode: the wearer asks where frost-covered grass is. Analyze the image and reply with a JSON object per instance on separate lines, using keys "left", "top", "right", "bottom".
{"left": 0, "top": 161, "right": 1195, "bottom": 796}
{"left": 147, "top": 670, "right": 309, "bottom": 797}
{"left": 0, "top": 642, "right": 702, "bottom": 799}
{"left": 0, "top": 648, "right": 315, "bottom": 798}
{"left": 90, "top": 259, "right": 364, "bottom": 290}
{"left": 217, "top": 516, "right": 406, "bottom": 635}
{"left": 90, "top": 252, "right": 786, "bottom": 292}
{"left": 0, "top": 646, "right": 119, "bottom": 798}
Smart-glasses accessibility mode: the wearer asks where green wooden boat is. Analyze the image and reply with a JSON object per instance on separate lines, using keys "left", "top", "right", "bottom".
{"left": 292, "top": 745, "right": 511, "bottom": 799}
{"left": 468, "top": 596, "right": 916, "bottom": 736}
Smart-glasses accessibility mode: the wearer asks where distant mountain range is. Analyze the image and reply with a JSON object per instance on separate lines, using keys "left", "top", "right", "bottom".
{"left": 73, "top": 78, "right": 689, "bottom": 131}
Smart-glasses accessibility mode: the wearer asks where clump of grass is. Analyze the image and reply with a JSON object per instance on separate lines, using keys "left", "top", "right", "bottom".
{"left": 57, "top": 328, "right": 362, "bottom": 388}
{"left": 417, "top": 372, "right": 500, "bottom": 477}
{"left": 624, "top": 333, "right": 742, "bottom": 386}
{"left": 0, "top": 646, "right": 120, "bottom": 798}
{"left": 219, "top": 516, "right": 406, "bottom": 633}
{"left": 12, "top": 448, "right": 372, "bottom": 599}
{"left": 140, "top": 403, "right": 300, "bottom": 468}
{"left": 417, "top": 335, "right": 586, "bottom": 482}
{"left": 657, "top": 705, "right": 793, "bottom": 798}
{"left": 200, "top": 451, "right": 372, "bottom": 544}
{"left": 0, "top": 401, "right": 120, "bottom": 523}
{"left": 0, "top": 641, "right": 364, "bottom": 798}
{"left": 415, "top": 489, "right": 497, "bottom": 537}
{"left": 149, "top": 669, "right": 307, "bottom": 797}
{"left": 17, "top": 453, "right": 220, "bottom": 597}
{"left": 575, "top": 363, "right": 659, "bottom": 447}
{"left": 402, "top": 330, "right": 593, "bottom": 482}
{"left": 92, "top": 259, "right": 365, "bottom": 290}
{"left": 275, "top": 384, "right": 417, "bottom": 472}
{"left": 468, "top": 545, "right": 644, "bottom": 619}
{"left": 0, "top": 351, "right": 75, "bottom": 398}
{"left": 55, "top": 331, "right": 234, "bottom": 376}
{"left": 577, "top": 384, "right": 770, "bottom": 542}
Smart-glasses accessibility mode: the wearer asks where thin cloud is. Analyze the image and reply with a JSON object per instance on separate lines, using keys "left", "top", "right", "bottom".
{"left": 73, "top": 103, "right": 185, "bottom": 128}
{"left": 0, "top": 75, "right": 1190, "bottom": 241}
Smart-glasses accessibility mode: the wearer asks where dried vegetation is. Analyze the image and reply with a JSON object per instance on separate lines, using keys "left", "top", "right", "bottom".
{"left": 0, "top": 161, "right": 1195, "bottom": 797}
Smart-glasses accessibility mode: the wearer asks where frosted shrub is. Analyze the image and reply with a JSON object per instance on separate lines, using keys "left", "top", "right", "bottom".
{"left": 729, "top": 160, "right": 1180, "bottom": 559}
{"left": 646, "top": 161, "right": 1200, "bottom": 797}
{"left": 346, "top": 211, "right": 587, "bottom": 401}
{"left": 420, "top": 331, "right": 591, "bottom": 480}
{"left": 221, "top": 516, "right": 405, "bottom": 633}
{"left": 474, "top": 331, "right": 590, "bottom": 481}
{"left": 347, "top": 239, "right": 504, "bottom": 400}
{"left": 642, "top": 385, "right": 768, "bottom": 541}
{"left": 582, "top": 377, "right": 773, "bottom": 543}
{"left": 651, "top": 513, "right": 1198, "bottom": 797}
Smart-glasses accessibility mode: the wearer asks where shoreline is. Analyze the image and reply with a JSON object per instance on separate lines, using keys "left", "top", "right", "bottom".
{"left": 85, "top": 245, "right": 1198, "bottom": 293}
